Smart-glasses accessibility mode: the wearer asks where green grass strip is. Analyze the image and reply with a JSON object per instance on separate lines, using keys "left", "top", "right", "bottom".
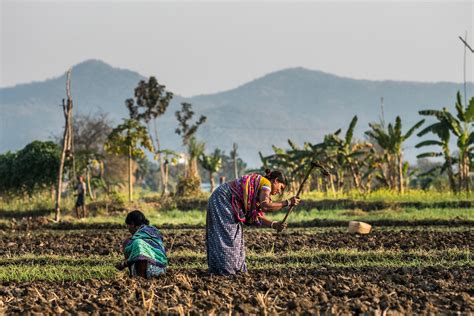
{"left": 171, "top": 248, "right": 472, "bottom": 269}
{"left": 1, "top": 249, "right": 470, "bottom": 282}
{"left": 269, "top": 208, "right": 474, "bottom": 223}
{"left": 174, "top": 261, "right": 472, "bottom": 270}
{"left": 0, "top": 264, "right": 117, "bottom": 282}
{"left": 171, "top": 248, "right": 471, "bottom": 263}
{"left": 0, "top": 255, "right": 118, "bottom": 266}
{"left": 301, "top": 189, "right": 473, "bottom": 203}
{"left": 5, "top": 207, "right": 470, "bottom": 230}
{"left": 2, "top": 260, "right": 470, "bottom": 283}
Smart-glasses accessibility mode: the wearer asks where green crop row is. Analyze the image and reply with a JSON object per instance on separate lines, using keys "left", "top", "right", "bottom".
{"left": 1, "top": 248, "right": 470, "bottom": 282}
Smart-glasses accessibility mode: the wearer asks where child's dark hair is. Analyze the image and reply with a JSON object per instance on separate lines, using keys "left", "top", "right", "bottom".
{"left": 263, "top": 169, "right": 288, "bottom": 186}
{"left": 125, "top": 210, "right": 149, "bottom": 226}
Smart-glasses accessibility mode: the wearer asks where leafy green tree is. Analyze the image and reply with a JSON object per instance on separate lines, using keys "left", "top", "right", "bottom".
{"left": 104, "top": 119, "right": 154, "bottom": 201}
{"left": 16, "top": 141, "right": 61, "bottom": 195}
{"left": 126, "top": 77, "right": 173, "bottom": 194}
{"left": 365, "top": 117, "right": 425, "bottom": 193}
{"left": 0, "top": 141, "right": 60, "bottom": 196}
{"left": 199, "top": 149, "right": 223, "bottom": 192}
{"left": 0, "top": 151, "right": 18, "bottom": 195}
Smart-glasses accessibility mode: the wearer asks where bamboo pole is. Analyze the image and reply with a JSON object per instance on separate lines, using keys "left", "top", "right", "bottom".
{"left": 54, "top": 69, "right": 73, "bottom": 221}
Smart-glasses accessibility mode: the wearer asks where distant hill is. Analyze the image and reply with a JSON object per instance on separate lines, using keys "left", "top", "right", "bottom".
{"left": 1, "top": 60, "right": 146, "bottom": 149}
{"left": 1, "top": 59, "right": 472, "bottom": 166}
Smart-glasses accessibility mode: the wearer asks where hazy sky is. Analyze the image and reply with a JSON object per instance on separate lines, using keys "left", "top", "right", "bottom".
{"left": 1, "top": 0, "right": 473, "bottom": 96}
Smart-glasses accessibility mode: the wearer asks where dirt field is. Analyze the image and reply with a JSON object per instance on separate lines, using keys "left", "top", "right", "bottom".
{"left": 1, "top": 224, "right": 473, "bottom": 314}
{"left": 1, "top": 228, "right": 472, "bottom": 256}
{"left": 1, "top": 266, "right": 472, "bottom": 314}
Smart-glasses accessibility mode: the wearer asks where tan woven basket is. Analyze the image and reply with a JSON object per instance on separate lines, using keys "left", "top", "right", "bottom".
{"left": 348, "top": 221, "right": 372, "bottom": 234}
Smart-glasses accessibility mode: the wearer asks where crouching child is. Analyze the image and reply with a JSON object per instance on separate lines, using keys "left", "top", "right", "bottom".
{"left": 115, "top": 210, "right": 168, "bottom": 278}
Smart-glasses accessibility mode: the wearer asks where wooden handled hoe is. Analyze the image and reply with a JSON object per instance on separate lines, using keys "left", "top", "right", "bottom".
{"left": 280, "top": 161, "right": 330, "bottom": 230}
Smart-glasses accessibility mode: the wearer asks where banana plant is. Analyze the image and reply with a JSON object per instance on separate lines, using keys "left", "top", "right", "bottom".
{"left": 454, "top": 93, "right": 474, "bottom": 192}
{"left": 324, "top": 116, "right": 373, "bottom": 193}
{"left": 418, "top": 92, "right": 473, "bottom": 192}
{"left": 362, "top": 148, "right": 388, "bottom": 193}
{"left": 365, "top": 116, "right": 425, "bottom": 193}
{"left": 276, "top": 138, "right": 336, "bottom": 194}
{"left": 416, "top": 109, "right": 457, "bottom": 192}
{"left": 259, "top": 139, "right": 324, "bottom": 194}
{"left": 365, "top": 122, "right": 396, "bottom": 190}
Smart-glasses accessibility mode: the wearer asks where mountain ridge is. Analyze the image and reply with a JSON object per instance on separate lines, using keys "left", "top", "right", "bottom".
{"left": 1, "top": 59, "right": 472, "bottom": 167}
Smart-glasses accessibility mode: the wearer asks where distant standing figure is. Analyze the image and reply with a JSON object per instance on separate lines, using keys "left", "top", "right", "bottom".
{"left": 115, "top": 210, "right": 168, "bottom": 278}
{"left": 206, "top": 169, "right": 301, "bottom": 275}
{"left": 75, "top": 176, "right": 87, "bottom": 218}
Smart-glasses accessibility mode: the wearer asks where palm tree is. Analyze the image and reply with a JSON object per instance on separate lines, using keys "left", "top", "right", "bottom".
{"left": 199, "top": 149, "right": 223, "bottom": 192}
{"left": 365, "top": 116, "right": 425, "bottom": 193}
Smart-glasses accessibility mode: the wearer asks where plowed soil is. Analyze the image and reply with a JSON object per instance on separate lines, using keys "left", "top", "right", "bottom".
{"left": 1, "top": 267, "right": 472, "bottom": 314}
{"left": 1, "top": 229, "right": 472, "bottom": 256}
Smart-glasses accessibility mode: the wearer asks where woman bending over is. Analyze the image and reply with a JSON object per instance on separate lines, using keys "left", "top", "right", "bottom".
{"left": 206, "top": 169, "right": 300, "bottom": 275}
